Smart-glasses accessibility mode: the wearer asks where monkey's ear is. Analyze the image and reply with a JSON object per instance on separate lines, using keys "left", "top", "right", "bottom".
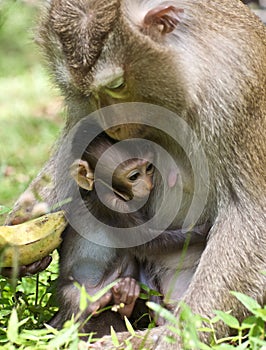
{"left": 143, "top": 5, "right": 184, "bottom": 35}
{"left": 70, "top": 159, "right": 94, "bottom": 191}
{"left": 168, "top": 168, "right": 178, "bottom": 188}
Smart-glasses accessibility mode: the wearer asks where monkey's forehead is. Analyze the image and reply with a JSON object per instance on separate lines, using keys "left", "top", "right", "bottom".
{"left": 39, "top": 0, "right": 177, "bottom": 92}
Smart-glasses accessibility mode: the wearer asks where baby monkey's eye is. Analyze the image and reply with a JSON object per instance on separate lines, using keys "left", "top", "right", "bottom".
{"left": 146, "top": 163, "right": 154, "bottom": 174}
{"left": 128, "top": 171, "right": 140, "bottom": 182}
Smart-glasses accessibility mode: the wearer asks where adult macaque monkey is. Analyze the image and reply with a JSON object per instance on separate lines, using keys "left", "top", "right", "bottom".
{"left": 5, "top": 0, "right": 266, "bottom": 347}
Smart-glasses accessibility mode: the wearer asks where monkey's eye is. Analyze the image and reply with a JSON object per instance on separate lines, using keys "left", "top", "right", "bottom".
{"left": 146, "top": 163, "right": 154, "bottom": 174}
{"left": 105, "top": 76, "right": 125, "bottom": 90}
{"left": 105, "top": 76, "right": 128, "bottom": 99}
{"left": 128, "top": 171, "right": 140, "bottom": 182}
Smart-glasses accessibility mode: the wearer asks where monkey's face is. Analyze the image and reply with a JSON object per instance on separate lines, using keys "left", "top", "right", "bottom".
{"left": 42, "top": 0, "right": 189, "bottom": 139}
{"left": 113, "top": 159, "right": 155, "bottom": 201}
{"left": 90, "top": 45, "right": 186, "bottom": 141}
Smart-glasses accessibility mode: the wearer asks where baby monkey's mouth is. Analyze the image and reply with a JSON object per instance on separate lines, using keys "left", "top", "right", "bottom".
{"left": 95, "top": 178, "right": 132, "bottom": 202}
{"left": 114, "top": 190, "right": 132, "bottom": 202}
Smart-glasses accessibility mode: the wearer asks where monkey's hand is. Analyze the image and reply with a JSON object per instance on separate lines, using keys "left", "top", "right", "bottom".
{"left": 112, "top": 277, "right": 140, "bottom": 318}
{"left": 85, "top": 287, "right": 113, "bottom": 316}
{"left": 2, "top": 192, "right": 52, "bottom": 278}
{"left": 1, "top": 256, "right": 53, "bottom": 278}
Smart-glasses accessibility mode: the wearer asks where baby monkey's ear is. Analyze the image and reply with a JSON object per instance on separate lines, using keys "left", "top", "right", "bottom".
{"left": 70, "top": 159, "right": 94, "bottom": 191}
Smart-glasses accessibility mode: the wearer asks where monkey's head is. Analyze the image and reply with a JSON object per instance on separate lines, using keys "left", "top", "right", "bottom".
{"left": 40, "top": 0, "right": 263, "bottom": 143}
{"left": 70, "top": 156, "right": 155, "bottom": 202}
{"left": 39, "top": 0, "right": 190, "bottom": 140}
{"left": 70, "top": 133, "right": 155, "bottom": 202}
{"left": 112, "top": 157, "right": 155, "bottom": 201}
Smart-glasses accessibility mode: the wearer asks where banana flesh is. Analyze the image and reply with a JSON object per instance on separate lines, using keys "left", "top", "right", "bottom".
{"left": 0, "top": 211, "right": 67, "bottom": 267}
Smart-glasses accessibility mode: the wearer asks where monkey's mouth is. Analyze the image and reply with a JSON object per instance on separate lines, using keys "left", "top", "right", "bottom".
{"left": 104, "top": 124, "right": 148, "bottom": 141}
{"left": 114, "top": 191, "right": 132, "bottom": 202}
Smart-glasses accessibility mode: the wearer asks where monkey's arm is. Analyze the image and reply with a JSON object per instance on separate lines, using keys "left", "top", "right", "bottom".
{"left": 3, "top": 133, "right": 67, "bottom": 277}
{"left": 0, "top": 256, "right": 52, "bottom": 278}
{"left": 2, "top": 162, "right": 56, "bottom": 277}
{"left": 154, "top": 201, "right": 266, "bottom": 348}
{"left": 88, "top": 202, "right": 266, "bottom": 349}
{"left": 5, "top": 152, "right": 57, "bottom": 225}
{"left": 133, "top": 223, "right": 210, "bottom": 257}
{"left": 55, "top": 227, "right": 139, "bottom": 325}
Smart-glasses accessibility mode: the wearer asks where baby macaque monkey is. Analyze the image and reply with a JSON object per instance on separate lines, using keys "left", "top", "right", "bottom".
{"left": 53, "top": 133, "right": 156, "bottom": 335}
{"left": 70, "top": 136, "right": 155, "bottom": 317}
{"left": 54, "top": 125, "right": 209, "bottom": 335}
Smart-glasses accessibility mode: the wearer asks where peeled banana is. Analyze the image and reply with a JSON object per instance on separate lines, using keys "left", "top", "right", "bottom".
{"left": 0, "top": 211, "right": 67, "bottom": 267}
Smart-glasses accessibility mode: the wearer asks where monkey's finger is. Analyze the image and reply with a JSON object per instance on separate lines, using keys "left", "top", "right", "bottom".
{"left": 112, "top": 283, "right": 123, "bottom": 305}
{"left": 99, "top": 291, "right": 112, "bottom": 308}
{"left": 88, "top": 291, "right": 113, "bottom": 316}
{"left": 117, "top": 286, "right": 139, "bottom": 319}
{"left": 9, "top": 216, "right": 31, "bottom": 226}
{"left": 88, "top": 301, "right": 101, "bottom": 315}
{"left": 118, "top": 303, "right": 135, "bottom": 318}
{"left": 126, "top": 279, "right": 140, "bottom": 305}
{"left": 26, "top": 256, "right": 53, "bottom": 275}
{"left": 1, "top": 266, "right": 27, "bottom": 278}
{"left": 120, "top": 278, "right": 140, "bottom": 304}
{"left": 1, "top": 256, "right": 52, "bottom": 278}
{"left": 112, "top": 282, "right": 121, "bottom": 295}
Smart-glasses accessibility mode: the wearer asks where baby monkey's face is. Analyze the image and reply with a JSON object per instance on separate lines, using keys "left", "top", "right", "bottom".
{"left": 113, "top": 156, "right": 155, "bottom": 201}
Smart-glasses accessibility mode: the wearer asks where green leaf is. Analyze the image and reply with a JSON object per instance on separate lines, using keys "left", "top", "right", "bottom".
{"left": 124, "top": 316, "right": 135, "bottom": 336}
{"left": 214, "top": 345, "right": 238, "bottom": 349}
{"left": 214, "top": 310, "right": 240, "bottom": 329}
{"left": 110, "top": 326, "right": 120, "bottom": 347}
{"left": 124, "top": 342, "right": 133, "bottom": 350}
{"left": 0, "top": 205, "right": 10, "bottom": 215}
{"left": 253, "top": 307, "right": 266, "bottom": 321}
{"left": 79, "top": 285, "right": 88, "bottom": 312}
{"left": 149, "top": 290, "right": 162, "bottom": 297}
{"left": 235, "top": 342, "right": 250, "bottom": 350}
{"left": 139, "top": 283, "right": 150, "bottom": 292}
{"left": 147, "top": 301, "right": 178, "bottom": 325}
{"left": 198, "top": 343, "right": 213, "bottom": 350}
{"left": 48, "top": 323, "right": 79, "bottom": 348}
{"left": 17, "top": 317, "right": 29, "bottom": 327}
{"left": 231, "top": 292, "right": 261, "bottom": 312}
{"left": 197, "top": 327, "right": 214, "bottom": 333}
{"left": 249, "top": 336, "right": 266, "bottom": 347}
{"left": 7, "top": 308, "right": 19, "bottom": 343}
{"left": 139, "top": 293, "right": 149, "bottom": 300}
{"left": 241, "top": 315, "right": 257, "bottom": 329}
{"left": 164, "top": 335, "right": 177, "bottom": 344}
{"left": 77, "top": 280, "right": 118, "bottom": 303}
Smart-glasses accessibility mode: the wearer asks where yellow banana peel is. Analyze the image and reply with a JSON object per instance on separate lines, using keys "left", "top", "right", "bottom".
{"left": 0, "top": 211, "right": 67, "bottom": 267}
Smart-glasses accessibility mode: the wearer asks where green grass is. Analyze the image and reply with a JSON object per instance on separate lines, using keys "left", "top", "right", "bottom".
{"left": 0, "top": 0, "right": 63, "bottom": 221}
